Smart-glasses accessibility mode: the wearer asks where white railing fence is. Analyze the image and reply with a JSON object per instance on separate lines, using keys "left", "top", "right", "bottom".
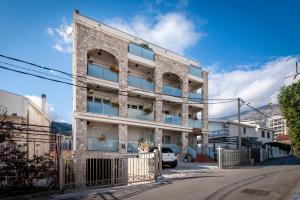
{"left": 218, "top": 147, "right": 251, "bottom": 169}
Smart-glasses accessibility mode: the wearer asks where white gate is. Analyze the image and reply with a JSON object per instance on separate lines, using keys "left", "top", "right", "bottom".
{"left": 218, "top": 148, "right": 251, "bottom": 168}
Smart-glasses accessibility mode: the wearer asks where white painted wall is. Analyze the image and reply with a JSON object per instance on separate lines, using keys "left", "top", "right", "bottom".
{"left": 0, "top": 90, "right": 29, "bottom": 117}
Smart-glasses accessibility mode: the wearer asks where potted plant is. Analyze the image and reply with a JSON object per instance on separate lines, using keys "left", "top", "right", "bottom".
{"left": 111, "top": 102, "right": 119, "bottom": 107}
{"left": 138, "top": 138, "right": 150, "bottom": 153}
{"left": 147, "top": 77, "right": 153, "bottom": 82}
{"left": 110, "top": 66, "right": 119, "bottom": 72}
{"left": 98, "top": 133, "right": 106, "bottom": 141}
{"left": 143, "top": 107, "right": 152, "bottom": 115}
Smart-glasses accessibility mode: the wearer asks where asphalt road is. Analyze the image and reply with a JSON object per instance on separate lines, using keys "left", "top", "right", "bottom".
{"left": 51, "top": 156, "right": 300, "bottom": 200}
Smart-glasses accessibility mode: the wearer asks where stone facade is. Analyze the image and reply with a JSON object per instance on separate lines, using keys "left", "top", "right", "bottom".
{"left": 72, "top": 12, "right": 209, "bottom": 185}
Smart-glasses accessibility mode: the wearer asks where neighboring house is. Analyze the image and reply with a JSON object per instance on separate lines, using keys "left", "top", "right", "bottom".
{"left": 51, "top": 121, "right": 72, "bottom": 152}
{"left": 0, "top": 89, "right": 51, "bottom": 158}
{"left": 72, "top": 10, "right": 208, "bottom": 174}
{"left": 267, "top": 115, "right": 288, "bottom": 135}
{"left": 274, "top": 134, "right": 291, "bottom": 144}
{"left": 208, "top": 119, "right": 274, "bottom": 146}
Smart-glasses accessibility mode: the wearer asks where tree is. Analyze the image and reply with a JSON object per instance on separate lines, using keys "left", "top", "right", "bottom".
{"left": 278, "top": 80, "right": 300, "bottom": 154}
{"left": 0, "top": 106, "right": 57, "bottom": 192}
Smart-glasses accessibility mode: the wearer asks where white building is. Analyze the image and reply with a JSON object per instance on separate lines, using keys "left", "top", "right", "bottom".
{"left": 0, "top": 89, "right": 51, "bottom": 158}
{"left": 268, "top": 115, "right": 288, "bottom": 135}
{"left": 208, "top": 119, "right": 274, "bottom": 145}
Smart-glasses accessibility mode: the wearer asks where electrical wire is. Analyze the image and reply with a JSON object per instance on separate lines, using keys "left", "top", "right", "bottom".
{"left": 0, "top": 54, "right": 237, "bottom": 102}
{"left": 0, "top": 63, "right": 237, "bottom": 105}
{"left": 241, "top": 99, "right": 272, "bottom": 119}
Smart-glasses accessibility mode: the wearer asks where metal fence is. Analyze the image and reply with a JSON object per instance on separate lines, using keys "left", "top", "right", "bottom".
{"left": 60, "top": 152, "right": 161, "bottom": 190}
{"left": 218, "top": 148, "right": 251, "bottom": 169}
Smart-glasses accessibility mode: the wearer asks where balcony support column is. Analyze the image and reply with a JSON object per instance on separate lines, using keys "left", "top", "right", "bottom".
{"left": 181, "top": 131, "right": 188, "bottom": 158}
{"left": 155, "top": 95, "right": 163, "bottom": 123}
{"left": 73, "top": 118, "right": 87, "bottom": 188}
{"left": 182, "top": 76, "right": 189, "bottom": 127}
{"left": 118, "top": 124, "right": 128, "bottom": 153}
{"left": 201, "top": 71, "right": 209, "bottom": 149}
{"left": 154, "top": 128, "right": 162, "bottom": 149}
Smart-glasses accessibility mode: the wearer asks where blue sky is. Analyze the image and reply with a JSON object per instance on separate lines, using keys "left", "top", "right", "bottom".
{"left": 0, "top": 0, "right": 299, "bottom": 122}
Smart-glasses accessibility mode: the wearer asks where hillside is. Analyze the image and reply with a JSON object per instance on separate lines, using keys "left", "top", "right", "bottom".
{"left": 221, "top": 104, "right": 281, "bottom": 126}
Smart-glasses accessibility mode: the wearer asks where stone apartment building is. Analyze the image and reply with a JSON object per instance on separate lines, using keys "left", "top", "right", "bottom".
{"left": 72, "top": 10, "right": 208, "bottom": 165}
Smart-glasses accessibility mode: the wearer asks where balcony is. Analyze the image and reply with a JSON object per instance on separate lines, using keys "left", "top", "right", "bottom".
{"left": 128, "top": 43, "right": 155, "bottom": 61}
{"left": 87, "top": 138, "right": 118, "bottom": 151}
{"left": 87, "top": 101, "right": 119, "bottom": 116}
{"left": 188, "top": 92, "right": 203, "bottom": 103}
{"left": 188, "top": 65, "right": 202, "bottom": 78}
{"left": 128, "top": 75, "right": 155, "bottom": 92}
{"left": 188, "top": 119, "right": 202, "bottom": 128}
{"left": 87, "top": 63, "right": 118, "bottom": 83}
{"left": 163, "top": 85, "right": 181, "bottom": 97}
{"left": 163, "top": 114, "right": 182, "bottom": 126}
{"left": 128, "top": 108, "right": 154, "bottom": 121}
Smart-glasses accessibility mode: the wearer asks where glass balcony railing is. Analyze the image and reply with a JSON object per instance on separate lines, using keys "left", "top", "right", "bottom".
{"left": 128, "top": 108, "right": 154, "bottom": 121}
{"left": 163, "top": 85, "right": 181, "bottom": 97}
{"left": 87, "top": 101, "right": 119, "bottom": 116}
{"left": 163, "top": 114, "right": 182, "bottom": 126}
{"left": 188, "top": 119, "right": 202, "bottom": 128}
{"left": 162, "top": 144, "right": 182, "bottom": 155}
{"left": 128, "top": 75, "right": 155, "bottom": 91}
{"left": 128, "top": 43, "right": 155, "bottom": 61}
{"left": 128, "top": 141, "right": 139, "bottom": 153}
{"left": 188, "top": 92, "right": 203, "bottom": 103}
{"left": 87, "top": 63, "right": 118, "bottom": 83}
{"left": 87, "top": 138, "right": 118, "bottom": 151}
{"left": 188, "top": 65, "right": 202, "bottom": 78}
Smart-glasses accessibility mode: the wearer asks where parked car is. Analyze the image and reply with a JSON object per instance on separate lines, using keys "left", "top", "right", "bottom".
{"left": 162, "top": 147, "right": 177, "bottom": 168}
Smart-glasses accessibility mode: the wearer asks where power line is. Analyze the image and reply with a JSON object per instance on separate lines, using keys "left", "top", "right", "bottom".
{"left": 241, "top": 99, "right": 272, "bottom": 119}
{"left": 0, "top": 63, "right": 237, "bottom": 105}
{"left": 0, "top": 54, "right": 84, "bottom": 79}
{"left": 0, "top": 61, "right": 75, "bottom": 83}
{"left": 0, "top": 54, "right": 236, "bottom": 102}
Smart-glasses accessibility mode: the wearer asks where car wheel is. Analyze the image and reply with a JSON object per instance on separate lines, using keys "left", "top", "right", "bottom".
{"left": 171, "top": 160, "right": 177, "bottom": 168}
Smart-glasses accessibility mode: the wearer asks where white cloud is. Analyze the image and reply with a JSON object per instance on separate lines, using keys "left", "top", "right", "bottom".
{"left": 107, "top": 12, "right": 205, "bottom": 54}
{"left": 209, "top": 56, "right": 300, "bottom": 118}
{"left": 46, "top": 17, "right": 72, "bottom": 53}
{"left": 25, "top": 95, "right": 65, "bottom": 122}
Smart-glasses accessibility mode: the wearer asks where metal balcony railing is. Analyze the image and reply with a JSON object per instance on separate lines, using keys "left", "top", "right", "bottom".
{"left": 128, "top": 43, "right": 155, "bottom": 61}
{"left": 128, "top": 75, "right": 155, "bottom": 91}
{"left": 87, "top": 101, "right": 119, "bottom": 116}
{"left": 87, "top": 63, "right": 118, "bottom": 82}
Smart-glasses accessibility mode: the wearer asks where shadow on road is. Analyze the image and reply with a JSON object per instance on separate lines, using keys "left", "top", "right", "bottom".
{"left": 257, "top": 156, "right": 300, "bottom": 166}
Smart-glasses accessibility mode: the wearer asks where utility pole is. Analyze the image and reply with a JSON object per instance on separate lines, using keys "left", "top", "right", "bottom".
{"left": 238, "top": 98, "right": 241, "bottom": 150}
{"left": 26, "top": 110, "right": 29, "bottom": 159}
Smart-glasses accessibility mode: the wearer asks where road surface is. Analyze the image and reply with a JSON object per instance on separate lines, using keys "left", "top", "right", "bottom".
{"left": 52, "top": 156, "right": 300, "bottom": 200}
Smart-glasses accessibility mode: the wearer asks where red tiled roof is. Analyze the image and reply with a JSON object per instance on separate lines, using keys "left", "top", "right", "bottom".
{"left": 275, "top": 134, "right": 290, "bottom": 141}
